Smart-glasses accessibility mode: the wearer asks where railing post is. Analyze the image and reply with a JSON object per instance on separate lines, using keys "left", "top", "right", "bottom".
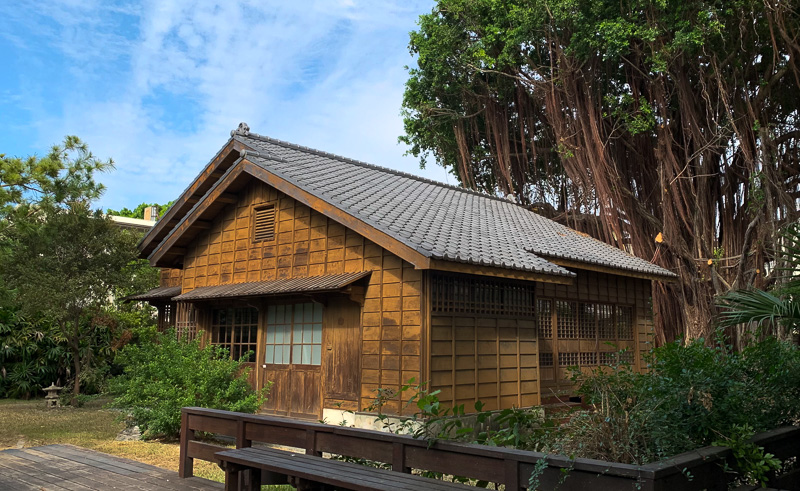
{"left": 179, "top": 409, "right": 195, "bottom": 478}
{"left": 392, "top": 442, "right": 410, "bottom": 473}
{"left": 504, "top": 459, "right": 520, "bottom": 491}
{"left": 305, "top": 429, "right": 321, "bottom": 456}
{"left": 236, "top": 419, "right": 251, "bottom": 449}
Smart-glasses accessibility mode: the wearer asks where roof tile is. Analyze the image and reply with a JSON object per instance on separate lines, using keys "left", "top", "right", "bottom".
{"left": 231, "top": 133, "right": 676, "bottom": 280}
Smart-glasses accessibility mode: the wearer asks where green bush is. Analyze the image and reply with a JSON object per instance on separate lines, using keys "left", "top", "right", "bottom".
{"left": 109, "top": 327, "right": 267, "bottom": 439}
{"left": 0, "top": 308, "right": 68, "bottom": 398}
{"left": 368, "top": 335, "right": 800, "bottom": 473}
{"left": 552, "top": 335, "right": 800, "bottom": 464}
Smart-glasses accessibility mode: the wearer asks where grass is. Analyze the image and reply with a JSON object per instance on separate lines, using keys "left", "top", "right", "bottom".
{"left": 0, "top": 397, "right": 291, "bottom": 489}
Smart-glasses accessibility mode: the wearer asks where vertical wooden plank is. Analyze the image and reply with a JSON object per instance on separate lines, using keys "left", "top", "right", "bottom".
{"left": 392, "top": 443, "right": 410, "bottom": 473}
{"left": 235, "top": 420, "right": 251, "bottom": 449}
{"left": 305, "top": 429, "right": 321, "bottom": 457}
{"left": 179, "top": 410, "right": 194, "bottom": 478}
{"left": 505, "top": 458, "right": 520, "bottom": 491}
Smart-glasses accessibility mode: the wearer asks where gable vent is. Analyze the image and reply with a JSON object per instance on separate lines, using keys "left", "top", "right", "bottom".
{"left": 253, "top": 205, "right": 276, "bottom": 242}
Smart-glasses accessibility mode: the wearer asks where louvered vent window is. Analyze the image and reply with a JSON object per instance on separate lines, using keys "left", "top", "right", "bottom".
{"left": 253, "top": 205, "right": 276, "bottom": 242}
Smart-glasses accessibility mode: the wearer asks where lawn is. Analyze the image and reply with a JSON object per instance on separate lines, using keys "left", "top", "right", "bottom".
{"left": 0, "top": 397, "right": 288, "bottom": 488}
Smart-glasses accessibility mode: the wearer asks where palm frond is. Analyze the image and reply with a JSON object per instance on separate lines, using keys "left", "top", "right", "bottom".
{"left": 717, "top": 289, "right": 800, "bottom": 329}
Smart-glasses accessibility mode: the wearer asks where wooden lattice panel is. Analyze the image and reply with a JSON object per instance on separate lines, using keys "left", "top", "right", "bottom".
{"left": 537, "top": 299, "right": 552, "bottom": 338}
{"left": 175, "top": 302, "right": 198, "bottom": 341}
{"left": 210, "top": 307, "right": 258, "bottom": 362}
{"left": 431, "top": 273, "right": 535, "bottom": 317}
{"left": 617, "top": 306, "right": 634, "bottom": 340}
{"left": 578, "top": 303, "right": 597, "bottom": 339}
{"left": 597, "top": 304, "right": 615, "bottom": 339}
{"left": 555, "top": 301, "right": 578, "bottom": 339}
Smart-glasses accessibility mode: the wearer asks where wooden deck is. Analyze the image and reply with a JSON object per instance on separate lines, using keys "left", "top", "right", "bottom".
{"left": 0, "top": 444, "right": 223, "bottom": 490}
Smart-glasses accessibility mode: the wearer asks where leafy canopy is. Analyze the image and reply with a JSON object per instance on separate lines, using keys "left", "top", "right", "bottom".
{"left": 402, "top": 0, "right": 800, "bottom": 344}
{"left": 0, "top": 137, "right": 156, "bottom": 400}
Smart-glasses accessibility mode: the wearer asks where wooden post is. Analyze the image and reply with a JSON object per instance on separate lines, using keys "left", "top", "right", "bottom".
{"left": 504, "top": 459, "right": 520, "bottom": 491}
{"left": 236, "top": 419, "right": 251, "bottom": 449}
{"left": 179, "top": 410, "right": 195, "bottom": 478}
{"left": 392, "top": 442, "right": 410, "bottom": 473}
{"left": 224, "top": 463, "right": 241, "bottom": 491}
{"left": 305, "top": 429, "right": 321, "bottom": 456}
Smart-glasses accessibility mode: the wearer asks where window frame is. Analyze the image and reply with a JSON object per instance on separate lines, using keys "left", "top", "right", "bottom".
{"left": 264, "top": 302, "right": 323, "bottom": 367}
{"left": 209, "top": 307, "right": 259, "bottom": 363}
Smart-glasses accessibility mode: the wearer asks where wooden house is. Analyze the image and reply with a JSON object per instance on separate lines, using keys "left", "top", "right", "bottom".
{"left": 131, "top": 123, "right": 676, "bottom": 421}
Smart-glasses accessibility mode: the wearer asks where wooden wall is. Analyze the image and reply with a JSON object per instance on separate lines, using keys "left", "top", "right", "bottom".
{"left": 429, "top": 314, "right": 539, "bottom": 411}
{"left": 536, "top": 270, "right": 654, "bottom": 396}
{"left": 159, "top": 268, "right": 182, "bottom": 287}
{"left": 179, "top": 180, "right": 424, "bottom": 414}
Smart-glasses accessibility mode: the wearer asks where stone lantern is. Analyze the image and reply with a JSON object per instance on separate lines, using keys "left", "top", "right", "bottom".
{"left": 43, "top": 383, "right": 62, "bottom": 408}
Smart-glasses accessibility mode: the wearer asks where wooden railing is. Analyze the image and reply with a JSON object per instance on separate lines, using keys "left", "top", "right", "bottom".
{"left": 179, "top": 407, "right": 800, "bottom": 491}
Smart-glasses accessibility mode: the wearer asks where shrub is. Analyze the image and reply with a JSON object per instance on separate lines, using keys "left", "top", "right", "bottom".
{"left": 367, "top": 335, "right": 800, "bottom": 472}
{"left": 551, "top": 335, "right": 800, "bottom": 464}
{"left": 0, "top": 308, "right": 68, "bottom": 398}
{"left": 109, "top": 327, "right": 267, "bottom": 439}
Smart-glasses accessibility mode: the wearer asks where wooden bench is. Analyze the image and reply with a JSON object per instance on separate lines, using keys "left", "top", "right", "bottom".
{"left": 215, "top": 446, "right": 474, "bottom": 491}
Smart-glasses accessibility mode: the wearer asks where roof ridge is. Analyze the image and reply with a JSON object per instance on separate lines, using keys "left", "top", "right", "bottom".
{"left": 239, "top": 131, "right": 523, "bottom": 206}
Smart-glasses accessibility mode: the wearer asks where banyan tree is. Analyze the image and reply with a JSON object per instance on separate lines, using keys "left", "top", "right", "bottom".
{"left": 400, "top": 0, "right": 800, "bottom": 345}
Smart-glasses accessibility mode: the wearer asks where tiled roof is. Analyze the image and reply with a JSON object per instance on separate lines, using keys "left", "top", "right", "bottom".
{"left": 125, "top": 286, "right": 182, "bottom": 302}
{"left": 172, "top": 271, "right": 371, "bottom": 301}
{"left": 233, "top": 132, "right": 676, "bottom": 280}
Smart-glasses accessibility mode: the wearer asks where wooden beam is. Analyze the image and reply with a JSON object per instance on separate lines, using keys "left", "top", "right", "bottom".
{"left": 191, "top": 220, "right": 213, "bottom": 229}
{"left": 428, "top": 259, "right": 573, "bottom": 284}
{"left": 217, "top": 193, "right": 238, "bottom": 204}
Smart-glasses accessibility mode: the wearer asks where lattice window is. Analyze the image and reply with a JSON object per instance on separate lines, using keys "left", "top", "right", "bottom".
{"left": 556, "top": 301, "right": 578, "bottom": 339}
{"left": 540, "top": 352, "right": 554, "bottom": 367}
{"left": 211, "top": 307, "right": 258, "bottom": 362}
{"left": 175, "top": 302, "right": 198, "bottom": 341}
{"left": 559, "top": 352, "right": 579, "bottom": 367}
{"left": 617, "top": 306, "right": 634, "bottom": 340}
{"left": 578, "top": 303, "right": 597, "bottom": 339}
{"left": 253, "top": 204, "right": 276, "bottom": 242}
{"left": 265, "top": 303, "right": 323, "bottom": 366}
{"left": 599, "top": 352, "right": 616, "bottom": 365}
{"left": 597, "top": 304, "right": 615, "bottom": 339}
{"left": 598, "top": 350, "right": 635, "bottom": 366}
{"left": 157, "top": 302, "right": 176, "bottom": 332}
{"left": 537, "top": 299, "right": 552, "bottom": 338}
{"left": 579, "top": 352, "right": 598, "bottom": 366}
{"left": 430, "top": 273, "right": 535, "bottom": 316}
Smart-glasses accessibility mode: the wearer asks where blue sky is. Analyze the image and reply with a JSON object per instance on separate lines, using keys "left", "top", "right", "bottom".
{"left": 1, "top": 0, "right": 450, "bottom": 211}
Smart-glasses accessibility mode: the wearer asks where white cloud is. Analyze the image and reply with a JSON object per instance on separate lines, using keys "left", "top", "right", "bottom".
{"left": 4, "top": 0, "right": 450, "bottom": 210}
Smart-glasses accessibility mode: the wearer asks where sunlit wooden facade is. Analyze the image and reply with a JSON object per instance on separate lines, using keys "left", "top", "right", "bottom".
{"left": 134, "top": 126, "right": 673, "bottom": 420}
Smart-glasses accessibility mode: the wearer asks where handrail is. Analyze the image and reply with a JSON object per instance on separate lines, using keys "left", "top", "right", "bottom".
{"left": 179, "top": 407, "right": 800, "bottom": 491}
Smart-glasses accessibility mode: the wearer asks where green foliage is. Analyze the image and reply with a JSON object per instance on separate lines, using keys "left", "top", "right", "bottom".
{"left": 367, "top": 336, "right": 799, "bottom": 480}
{"left": 0, "top": 308, "right": 66, "bottom": 398}
{"left": 718, "top": 223, "right": 800, "bottom": 338}
{"left": 0, "top": 136, "right": 111, "bottom": 224}
{"left": 107, "top": 201, "right": 175, "bottom": 220}
{"left": 109, "top": 328, "right": 268, "bottom": 440}
{"left": 0, "top": 137, "right": 158, "bottom": 401}
{"left": 713, "top": 424, "right": 782, "bottom": 487}
{"left": 368, "top": 379, "right": 550, "bottom": 451}
{"left": 552, "top": 336, "right": 800, "bottom": 465}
